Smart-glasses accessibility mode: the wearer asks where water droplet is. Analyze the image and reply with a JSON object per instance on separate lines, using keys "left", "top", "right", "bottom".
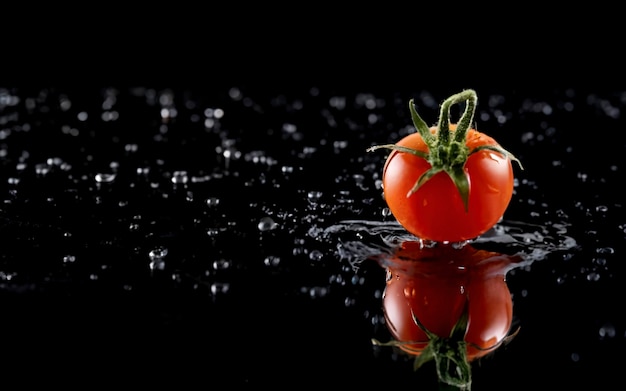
{"left": 307, "top": 226, "right": 323, "bottom": 239}
{"left": 309, "top": 250, "right": 323, "bottom": 262}
{"left": 137, "top": 167, "right": 150, "bottom": 176}
{"left": 351, "top": 275, "right": 364, "bottom": 285}
{"left": 171, "top": 171, "right": 188, "bottom": 184}
{"left": 149, "top": 247, "right": 168, "bottom": 261}
{"left": 95, "top": 173, "right": 116, "bottom": 183}
{"left": 307, "top": 286, "right": 329, "bottom": 298}
{"left": 593, "top": 257, "right": 607, "bottom": 266}
{"left": 206, "top": 197, "right": 221, "bottom": 207}
{"left": 206, "top": 228, "right": 220, "bottom": 236}
{"left": 191, "top": 175, "right": 210, "bottom": 183}
{"left": 210, "top": 282, "right": 230, "bottom": 295}
{"left": 599, "top": 323, "right": 616, "bottom": 338}
{"left": 0, "top": 271, "right": 16, "bottom": 281}
{"left": 330, "top": 273, "right": 345, "bottom": 286}
{"left": 212, "top": 259, "right": 231, "bottom": 270}
{"left": 596, "top": 247, "right": 614, "bottom": 255}
{"left": 596, "top": 205, "right": 608, "bottom": 213}
{"left": 307, "top": 191, "right": 323, "bottom": 204}
{"left": 124, "top": 143, "right": 139, "bottom": 153}
{"left": 35, "top": 163, "right": 50, "bottom": 176}
{"left": 46, "top": 157, "right": 63, "bottom": 166}
{"left": 263, "top": 255, "right": 281, "bottom": 267}
{"left": 148, "top": 247, "right": 168, "bottom": 272}
{"left": 258, "top": 216, "right": 278, "bottom": 231}
{"left": 149, "top": 259, "right": 165, "bottom": 272}
{"left": 586, "top": 272, "right": 601, "bottom": 282}
{"left": 451, "top": 240, "right": 469, "bottom": 250}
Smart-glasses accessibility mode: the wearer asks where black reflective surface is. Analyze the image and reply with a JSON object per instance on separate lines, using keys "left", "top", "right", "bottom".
{"left": 0, "top": 85, "right": 624, "bottom": 389}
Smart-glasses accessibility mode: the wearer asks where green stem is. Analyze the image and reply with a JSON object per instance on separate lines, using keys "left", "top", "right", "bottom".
{"left": 438, "top": 89, "right": 477, "bottom": 146}
{"left": 454, "top": 91, "right": 477, "bottom": 143}
{"left": 367, "top": 89, "right": 522, "bottom": 213}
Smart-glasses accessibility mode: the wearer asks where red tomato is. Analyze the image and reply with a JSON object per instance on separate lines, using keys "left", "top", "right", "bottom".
{"left": 377, "top": 241, "right": 520, "bottom": 362}
{"left": 368, "top": 90, "right": 522, "bottom": 243}
{"left": 383, "top": 125, "right": 515, "bottom": 242}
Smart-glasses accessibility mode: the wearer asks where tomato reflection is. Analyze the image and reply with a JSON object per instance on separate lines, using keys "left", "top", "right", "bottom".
{"left": 372, "top": 241, "right": 524, "bottom": 388}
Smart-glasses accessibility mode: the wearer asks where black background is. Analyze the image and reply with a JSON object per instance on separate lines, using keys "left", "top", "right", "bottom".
{"left": 1, "top": 9, "right": 625, "bottom": 390}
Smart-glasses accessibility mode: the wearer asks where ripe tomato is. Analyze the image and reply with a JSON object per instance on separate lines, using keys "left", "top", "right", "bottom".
{"left": 368, "top": 90, "right": 522, "bottom": 243}
{"left": 382, "top": 125, "right": 515, "bottom": 243}
{"left": 374, "top": 241, "right": 521, "bottom": 386}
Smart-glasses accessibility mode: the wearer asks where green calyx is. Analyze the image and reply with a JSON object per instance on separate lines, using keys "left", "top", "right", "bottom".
{"left": 372, "top": 300, "right": 521, "bottom": 391}
{"left": 372, "top": 300, "right": 473, "bottom": 390}
{"left": 367, "top": 89, "right": 523, "bottom": 211}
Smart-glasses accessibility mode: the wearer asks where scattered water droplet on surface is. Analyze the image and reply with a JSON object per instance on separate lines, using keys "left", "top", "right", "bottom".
{"left": 95, "top": 173, "right": 116, "bottom": 183}
{"left": 171, "top": 171, "right": 189, "bottom": 184}
{"left": 309, "top": 250, "right": 323, "bottom": 262}
{"left": 206, "top": 197, "right": 221, "bottom": 207}
{"left": 210, "top": 282, "right": 230, "bottom": 295}
{"left": 264, "top": 255, "right": 281, "bottom": 267}
{"left": 148, "top": 247, "right": 168, "bottom": 272}
{"left": 212, "top": 259, "right": 231, "bottom": 270}
{"left": 586, "top": 272, "right": 601, "bottom": 282}
{"left": 599, "top": 323, "right": 616, "bottom": 339}
{"left": 307, "top": 191, "right": 323, "bottom": 204}
{"left": 258, "top": 216, "right": 278, "bottom": 231}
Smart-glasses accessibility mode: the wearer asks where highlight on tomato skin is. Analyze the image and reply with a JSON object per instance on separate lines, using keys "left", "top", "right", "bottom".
{"left": 371, "top": 241, "right": 524, "bottom": 388}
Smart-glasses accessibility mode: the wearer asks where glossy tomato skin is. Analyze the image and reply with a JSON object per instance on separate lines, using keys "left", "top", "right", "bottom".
{"left": 382, "top": 126, "right": 515, "bottom": 243}
{"left": 380, "top": 242, "right": 516, "bottom": 361}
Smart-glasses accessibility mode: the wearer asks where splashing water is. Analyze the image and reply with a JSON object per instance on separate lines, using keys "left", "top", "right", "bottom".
{"left": 323, "top": 219, "right": 579, "bottom": 273}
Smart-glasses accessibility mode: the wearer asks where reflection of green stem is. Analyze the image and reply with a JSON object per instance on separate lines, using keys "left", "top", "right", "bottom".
{"left": 411, "top": 300, "right": 472, "bottom": 390}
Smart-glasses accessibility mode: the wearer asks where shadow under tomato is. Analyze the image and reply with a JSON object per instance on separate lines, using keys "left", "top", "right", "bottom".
{"left": 371, "top": 241, "right": 526, "bottom": 390}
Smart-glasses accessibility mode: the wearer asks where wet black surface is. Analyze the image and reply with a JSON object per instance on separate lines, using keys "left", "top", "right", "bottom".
{"left": 0, "top": 84, "right": 625, "bottom": 389}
